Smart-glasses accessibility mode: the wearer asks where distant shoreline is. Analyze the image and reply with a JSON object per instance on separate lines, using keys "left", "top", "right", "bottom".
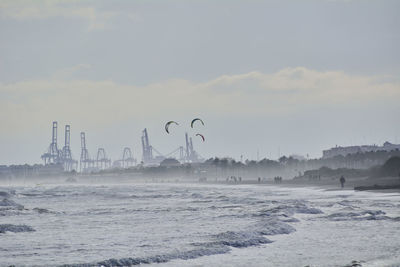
{"left": 1, "top": 173, "right": 399, "bottom": 194}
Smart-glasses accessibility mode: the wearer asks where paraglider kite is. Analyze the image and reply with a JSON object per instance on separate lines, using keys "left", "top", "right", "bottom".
{"left": 165, "top": 121, "right": 179, "bottom": 134}
{"left": 196, "top": 133, "right": 205, "bottom": 142}
{"left": 191, "top": 118, "right": 204, "bottom": 128}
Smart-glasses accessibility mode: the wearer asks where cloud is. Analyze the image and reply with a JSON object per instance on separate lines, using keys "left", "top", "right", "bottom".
{"left": 0, "top": 0, "right": 116, "bottom": 31}
{"left": 0, "top": 67, "right": 399, "bottom": 135}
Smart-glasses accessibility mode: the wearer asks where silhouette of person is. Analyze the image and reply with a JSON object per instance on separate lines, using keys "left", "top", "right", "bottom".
{"left": 340, "top": 176, "right": 346, "bottom": 188}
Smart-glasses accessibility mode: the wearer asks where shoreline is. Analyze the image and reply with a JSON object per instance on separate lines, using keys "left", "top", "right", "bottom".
{"left": 1, "top": 174, "right": 399, "bottom": 194}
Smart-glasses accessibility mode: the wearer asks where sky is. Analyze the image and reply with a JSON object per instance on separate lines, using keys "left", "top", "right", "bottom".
{"left": 0, "top": 0, "right": 399, "bottom": 165}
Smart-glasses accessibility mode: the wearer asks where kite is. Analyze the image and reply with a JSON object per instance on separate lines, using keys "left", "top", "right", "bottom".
{"left": 165, "top": 121, "right": 179, "bottom": 134}
{"left": 191, "top": 118, "right": 204, "bottom": 128}
{"left": 196, "top": 133, "right": 205, "bottom": 142}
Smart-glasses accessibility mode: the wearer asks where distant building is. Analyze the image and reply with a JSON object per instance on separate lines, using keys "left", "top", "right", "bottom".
{"left": 322, "top": 141, "right": 400, "bottom": 159}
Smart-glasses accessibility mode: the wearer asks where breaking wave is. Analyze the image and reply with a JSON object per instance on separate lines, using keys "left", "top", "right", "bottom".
{"left": 62, "top": 245, "right": 231, "bottom": 267}
{"left": 32, "top": 207, "right": 57, "bottom": 214}
{"left": 62, "top": 212, "right": 296, "bottom": 266}
{"left": 0, "top": 190, "right": 15, "bottom": 198}
{"left": 256, "top": 220, "right": 296, "bottom": 235}
{"left": 0, "top": 198, "right": 24, "bottom": 209}
{"left": 0, "top": 224, "right": 35, "bottom": 234}
{"left": 212, "top": 230, "right": 272, "bottom": 248}
{"left": 61, "top": 230, "right": 271, "bottom": 267}
{"left": 258, "top": 202, "right": 323, "bottom": 218}
{"left": 324, "top": 209, "right": 389, "bottom": 221}
{"left": 0, "top": 198, "right": 26, "bottom": 216}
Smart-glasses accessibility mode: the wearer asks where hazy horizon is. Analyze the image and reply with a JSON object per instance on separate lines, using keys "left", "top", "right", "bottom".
{"left": 1, "top": 0, "right": 400, "bottom": 165}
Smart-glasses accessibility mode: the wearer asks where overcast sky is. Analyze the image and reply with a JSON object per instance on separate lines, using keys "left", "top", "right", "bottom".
{"left": 1, "top": 0, "right": 399, "bottom": 165}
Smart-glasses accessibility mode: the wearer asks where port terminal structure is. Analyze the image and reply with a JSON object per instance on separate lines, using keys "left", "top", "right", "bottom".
{"left": 140, "top": 128, "right": 202, "bottom": 166}
{"left": 113, "top": 147, "right": 137, "bottom": 168}
{"left": 41, "top": 122, "right": 78, "bottom": 172}
{"left": 96, "top": 148, "right": 111, "bottom": 170}
{"left": 41, "top": 122, "right": 203, "bottom": 173}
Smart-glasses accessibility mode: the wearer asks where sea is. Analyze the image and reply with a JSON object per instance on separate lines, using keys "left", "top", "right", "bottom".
{"left": 1, "top": 181, "right": 400, "bottom": 266}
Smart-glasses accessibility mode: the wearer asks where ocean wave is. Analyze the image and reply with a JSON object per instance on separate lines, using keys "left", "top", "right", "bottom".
{"left": 33, "top": 207, "right": 57, "bottom": 214}
{"left": 20, "top": 192, "right": 66, "bottom": 198}
{"left": 259, "top": 203, "right": 323, "bottom": 217}
{"left": 20, "top": 193, "right": 42, "bottom": 197}
{"left": 189, "top": 199, "right": 213, "bottom": 203}
{"left": 61, "top": 216, "right": 295, "bottom": 266}
{"left": 337, "top": 200, "right": 361, "bottom": 208}
{"left": 0, "top": 224, "right": 35, "bottom": 234}
{"left": 281, "top": 217, "right": 300, "bottom": 223}
{"left": 0, "top": 198, "right": 29, "bottom": 216}
{"left": 190, "top": 193, "right": 203, "bottom": 198}
{"left": 63, "top": 220, "right": 291, "bottom": 267}
{"left": 0, "top": 190, "right": 15, "bottom": 198}
{"left": 213, "top": 230, "right": 272, "bottom": 248}
{"left": 175, "top": 207, "right": 200, "bottom": 212}
{"left": 342, "top": 260, "right": 364, "bottom": 267}
{"left": 0, "top": 198, "right": 24, "bottom": 210}
{"left": 229, "top": 197, "right": 269, "bottom": 205}
{"left": 61, "top": 245, "right": 231, "bottom": 267}
{"left": 129, "top": 194, "right": 174, "bottom": 199}
{"left": 62, "top": 228, "right": 275, "bottom": 266}
{"left": 370, "top": 201, "right": 397, "bottom": 208}
{"left": 323, "top": 210, "right": 389, "bottom": 221}
{"left": 256, "top": 220, "right": 296, "bottom": 236}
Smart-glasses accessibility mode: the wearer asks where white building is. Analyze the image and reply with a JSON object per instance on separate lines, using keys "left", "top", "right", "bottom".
{"left": 322, "top": 142, "right": 400, "bottom": 159}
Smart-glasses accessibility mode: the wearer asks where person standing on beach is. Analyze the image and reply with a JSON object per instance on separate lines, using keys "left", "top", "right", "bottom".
{"left": 340, "top": 176, "right": 346, "bottom": 188}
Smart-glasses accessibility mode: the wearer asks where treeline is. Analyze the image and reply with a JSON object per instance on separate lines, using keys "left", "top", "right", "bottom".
{"left": 0, "top": 163, "right": 67, "bottom": 179}
{"left": 307, "top": 149, "right": 400, "bottom": 169}
{"left": 298, "top": 156, "right": 400, "bottom": 180}
{"left": 96, "top": 149, "right": 400, "bottom": 180}
{"left": 201, "top": 149, "right": 400, "bottom": 178}
{"left": 370, "top": 156, "right": 400, "bottom": 178}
